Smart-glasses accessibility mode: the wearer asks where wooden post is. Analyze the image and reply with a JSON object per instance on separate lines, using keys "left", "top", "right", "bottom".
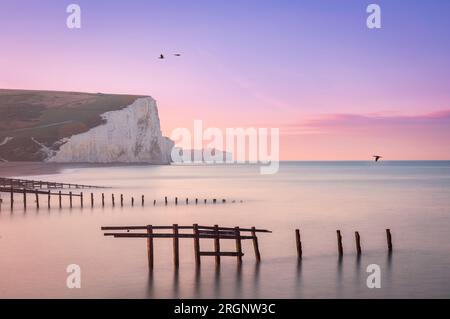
{"left": 337, "top": 230, "right": 343, "bottom": 256}
{"left": 165, "top": 196, "right": 168, "bottom": 205}
{"left": 213, "top": 199, "right": 217, "bottom": 204}
{"left": 193, "top": 224, "right": 201, "bottom": 266}
{"left": 132, "top": 197, "right": 134, "bottom": 207}
{"left": 69, "top": 192, "right": 73, "bottom": 208}
{"left": 175, "top": 197, "right": 178, "bottom": 205}
{"left": 91, "top": 193, "right": 94, "bottom": 208}
{"left": 35, "top": 190, "right": 39, "bottom": 209}
{"left": 47, "top": 190, "right": 51, "bottom": 209}
{"left": 235, "top": 227, "right": 243, "bottom": 265}
{"left": 141, "top": 195, "right": 144, "bottom": 206}
{"left": 195, "top": 198, "right": 198, "bottom": 205}
{"left": 102, "top": 193, "right": 105, "bottom": 207}
{"left": 386, "top": 229, "right": 393, "bottom": 252}
{"left": 10, "top": 186, "right": 13, "bottom": 210}
{"left": 59, "top": 191, "right": 62, "bottom": 208}
{"left": 214, "top": 224, "right": 221, "bottom": 266}
{"left": 173, "top": 224, "right": 179, "bottom": 267}
{"left": 252, "top": 226, "right": 261, "bottom": 262}
{"left": 112, "top": 194, "right": 115, "bottom": 207}
{"left": 23, "top": 189, "right": 27, "bottom": 209}
{"left": 222, "top": 199, "right": 226, "bottom": 203}
{"left": 147, "top": 225, "right": 154, "bottom": 269}
{"left": 80, "top": 192, "right": 83, "bottom": 208}
{"left": 120, "top": 194, "right": 123, "bottom": 207}
{"left": 186, "top": 198, "right": 188, "bottom": 205}
{"left": 153, "top": 199, "right": 156, "bottom": 206}
{"left": 355, "top": 231, "right": 362, "bottom": 255}
{"left": 204, "top": 199, "right": 207, "bottom": 204}
{"left": 295, "top": 229, "right": 302, "bottom": 259}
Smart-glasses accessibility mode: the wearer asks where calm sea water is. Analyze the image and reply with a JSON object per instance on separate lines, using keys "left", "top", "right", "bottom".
{"left": 1, "top": 161, "right": 450, "bottom": 298}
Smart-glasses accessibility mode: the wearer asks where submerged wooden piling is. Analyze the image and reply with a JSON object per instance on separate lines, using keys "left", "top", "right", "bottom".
{"left": 47, "top": 190, "right": 51, "bottom": 209}
{"left": 112, "top": 194, "right": 115, "bottom": 207}
{"left": 165, "top": 196, "right": 168, "bottom": 205}
{"left": 59, "top": 191, "right": 62, "bottom": 208}
{"left": 91, "top": 193, "right": 94, "bottom": 208}
{"left": 69, "top": 192, "right": 73, "bottom": 208}
{"left": 252, "top": 226, "right": 261, "bottom": 262}
{"left": 132, "top": 197, "right": 134, "bottom": 206}
{"left": 35, "top": 190, "right": 39, "bottom": 209}
{"left": 141, "top": 195, "right": 144, "bottom": 206}
{"left": 147, "top": 225, "right": 154, "bottom": 269}
{"left": 386, "top": 229, "right": 393, "bottom": 252}
{"left": 195, "top": 198, "right": 198, "bottom": 205}
{"left": 175, "top": 197, "right": 178, "bottom": 205}
{"left": 10, "top": 187, "right": 13, "bottom": 209}
{"left": 120, "top": 194, "right": 123, "bottom": 207}
{"left": 173, "top": 224, "right": 179, "bottom": 267}
{"left": 337, "top": 230, "right": 343, "bottom": 256}
{"left": 235, "top": 227, "right": 243, "bottom": 265}
{"left": 23, "top": 189, "right": 27, "bottom": 209}
{"left": 214, "top": 225, "right": 221, "bottom": 266}
{"left": 153, "top": 199, "right": 156, "bottom": 206}
{"left": 193, "top": 224, "right": 201, "bottom": 266}
{"left": 295, "top": 229, "right": 302, "bottom": 259}
{"left": 355, "top": 231, "right": 361, "bottom": 255}
{"left": 186, "top": 198, "right": 188, "bottom": 205}
{"left": 80, "top": 192, "right": 83, "bottom": 208}
{"left": 102, "top": 193, "right": 105, "bottom": 207}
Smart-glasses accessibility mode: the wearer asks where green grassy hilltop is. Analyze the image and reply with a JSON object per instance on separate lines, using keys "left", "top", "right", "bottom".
{"left": 0, "top": 89, "right": 143, "bottom": 161}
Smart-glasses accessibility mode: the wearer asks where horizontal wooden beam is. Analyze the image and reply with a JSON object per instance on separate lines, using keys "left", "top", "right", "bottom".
{"left": 103, "top": 233, "right": 256, "bottom": 240}
{"left": 101, "top": 225, "right": 271, "bottom": 233}
{"left": 199, "top": 251, "right": 244, "bottom": 257}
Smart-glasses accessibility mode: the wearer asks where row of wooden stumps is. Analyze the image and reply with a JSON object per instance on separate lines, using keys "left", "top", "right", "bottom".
{"left": 102, "top": 224, "right": 271, "bottom": 269}
{"left": 295, "top": 228, "right": 393, "bottom": 259}
{"left": 2, "top": 188, "right": 237, "bottom": 210}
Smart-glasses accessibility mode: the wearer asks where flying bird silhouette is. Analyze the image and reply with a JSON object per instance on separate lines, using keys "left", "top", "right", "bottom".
{"left": 373, "top": 155, "right": 383, "bottom": 162}
{"left": 174, "top": 53, "right": 181, "bottom": 56}
{"left": 158, "top": 54, "right": 165, "bottom": 59}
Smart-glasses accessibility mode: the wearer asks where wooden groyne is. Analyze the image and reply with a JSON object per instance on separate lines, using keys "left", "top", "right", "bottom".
{"left": 0, "top": 177, "right": 103, "bottom": 190}
{"left": 101, "top": 224, "right": 271, "bottom": 268}
{"left": 294, "top": 228, "right": 393, "bottom": 258}
{"left": 0, "top": 187, "right": 242, "bottom": 210}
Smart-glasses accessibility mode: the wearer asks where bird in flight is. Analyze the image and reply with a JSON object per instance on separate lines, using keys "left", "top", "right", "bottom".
{"left": 174, "top": 53, "right": 181, "bottom": 57}
{"left": 373, "top": 155, "right": 383, "bottom": 162}
{"left": 158, "top": 54, "right": 165, "bottom": 59}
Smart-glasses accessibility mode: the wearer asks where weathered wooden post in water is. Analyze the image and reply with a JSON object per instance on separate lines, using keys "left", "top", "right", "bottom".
{"left": 141, "top": 195, "right": 144, "bottom": 206}
{"left": 47, "top": 190, "right": 51, "bottom": 209}
{"left": 355, "top": 231, "right": 361, "bottom": 255}
{"left": 59, "top": 191, "right": 62, "bottom": 208}
{"left": 120, "top": 194, "right": 123, "bottom": 207}
{"left": 336, "top": 230, "right": 343, "bottom": 256}
{"left": 69, "top": 192, "right": 73, "bottom": 208}
{"left": 193, "top": 224, "right": 201, "bottom": 266}
{"left": 175, "top": 197, "right": 178, "bottom": 205}
{"left": 153, "top": 199, "right": 156, "bottom": 206}
{"left": 165, "top": 196, "right": 168, "bottom": 206}
{"left": 147, "top": 225, "right": 154, "bottom": 269}
{"left": 214, "top": 225, "right": 221, "bottom": 266}
{"left": 235, "top": 227, "right": 243, "bottom": 265}
{"left": 91, "top": 193, "right": 94, "bottom": 208}
{"left": 195, "top": 198, "right": 198, "bottom": 205}
{"left": 386, "top": 229, "right": 393, "bottom": 252}
{"left": 295, "top": 229, "right": 302, "bottom": 259}
{"left": 102, "top": 193, "right": 105, "bottom": 207}
{"left": 80, "top": 192, "right": 84, "bottom": 208}
{"left": 23, "top": 189, "right": 27, "bottom": 209}
{"left": 186, "top": 198, "right": 189, "bottom": 205}
{"left": 132, "top": 197, "right": 134, "bottom": 207}
{"left": 112, "top": 194, "right": 115, "bottom": 207}
{"left": 173, "top": 224, "right": 179, "bottom": 267}
{"left": 10, "top": 186, "right": 13, "bottom": 209}
{"left": 35, "top": 190, "right": 39, "bottom": 209}
{"left": 252, "top": 226, "right": 261, "bottom": 262}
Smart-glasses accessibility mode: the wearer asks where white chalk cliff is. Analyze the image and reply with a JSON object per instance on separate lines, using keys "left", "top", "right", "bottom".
{"left": 47, "top": 97, "right": 174, "bottom": 164}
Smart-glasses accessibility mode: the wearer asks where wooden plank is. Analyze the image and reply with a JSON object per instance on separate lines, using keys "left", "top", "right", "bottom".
{"left": 103, "top": 233, "right": 256, "bottom": 240}
{"left": 200, "top": 251, "right": 244, "bottom": 257}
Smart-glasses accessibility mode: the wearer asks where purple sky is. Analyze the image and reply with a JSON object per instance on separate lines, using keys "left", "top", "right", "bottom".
{"left": 1, "top": 0, "right": 449, "bottom": 159}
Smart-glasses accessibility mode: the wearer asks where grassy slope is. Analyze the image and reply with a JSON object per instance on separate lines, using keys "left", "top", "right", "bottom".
{"left": 0, "top": 89, "right": 144, "bottom": 161}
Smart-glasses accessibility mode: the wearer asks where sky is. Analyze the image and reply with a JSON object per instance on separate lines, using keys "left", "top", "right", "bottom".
{"left": 0, "top": 0, "right": 449, "bottom": 160}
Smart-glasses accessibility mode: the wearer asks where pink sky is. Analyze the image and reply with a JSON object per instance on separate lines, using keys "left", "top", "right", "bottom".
{"left": 1, "top": 1, "right": 449, "bottom": 160}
